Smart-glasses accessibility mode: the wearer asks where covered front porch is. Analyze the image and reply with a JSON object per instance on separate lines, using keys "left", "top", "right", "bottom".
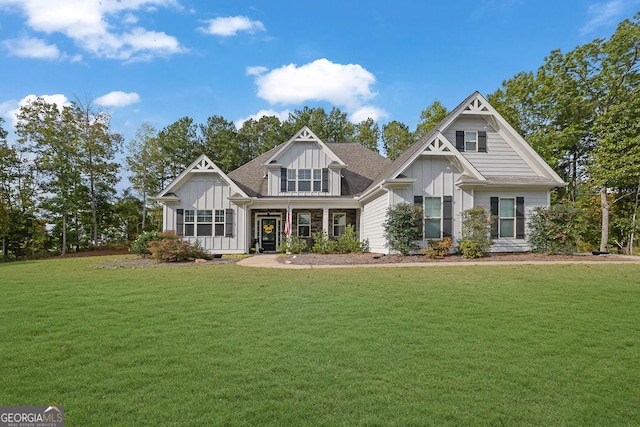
{"left": 249, "top": 204, "right": 360, "bottom": 253}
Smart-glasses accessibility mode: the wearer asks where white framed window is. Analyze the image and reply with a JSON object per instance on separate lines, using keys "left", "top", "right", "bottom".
{"left": 298, "top": 169, "right": 312, "bottom": 191}
{"left": 424, "top": 197, "right": 442, "bottom": 239}
{"left": 499, "top": 198, "right": 516, "bottom": 238}
{"left": 313, "top": 169, "right": 322, "bottom": 191}
{"left": 196, "top": 209, "right": 212, "bottom": 236}
{"left": 184, "top": 209, "right": 195, "bottom": 236}
{"left": 298, "top": 213, "right": 311, "bottom": 237}
{"left": 333, "top": 213, "right": 346, "bottom": 237}
{"left": 287, "top": 169, "right": 297, "bottom": 191}
{"left": 465, "top": 131, "right": 477, "bottom": 151}
{"left": 214, "top": 209, "right": 225, "bottom": 236}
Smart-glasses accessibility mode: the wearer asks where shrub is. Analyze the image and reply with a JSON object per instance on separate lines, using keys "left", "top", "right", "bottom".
{"left": 278, "top": 235, "right": 309, "bottom": 254}
{"left": 333, "top": 225, "right": 368, "bottom": 254}
{"left": 311, "top": 230, "right": 335, "bottom": 254}
{"left": 528, "top": 203, "right": 582, "bottom": 254}
{"left": 130, "top": 230, "right": 161, "bottom": 257}
{"left": 147, "top": 231, "right": 211, "bottom": 263}
{"left": 383, "top": 203, "right": 423, "bottom": 255}
{"left": 459, "top": 207, "right": 493, "bottom": 258}
{"left": 422, "top": 237, "right": 453, "bottom": 259}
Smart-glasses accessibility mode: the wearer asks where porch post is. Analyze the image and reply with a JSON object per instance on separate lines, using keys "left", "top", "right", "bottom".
{"left": 322, "top": 207, "right": 329, "bottom": 235}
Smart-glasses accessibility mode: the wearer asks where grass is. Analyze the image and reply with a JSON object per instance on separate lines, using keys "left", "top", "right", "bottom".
{"left": 1, "top": 256, "right": 639, "bottom": 426}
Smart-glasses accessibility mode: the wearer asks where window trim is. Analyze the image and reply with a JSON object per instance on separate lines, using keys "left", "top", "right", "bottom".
{"left": 196, "top": 209, "right": 213, "bottom": 237}
{"left": 333, "top": 212, "right": 346, "bottom": 237}
{"left": 184, "top": 209, "right": 195, "bottom": 236}
{"left": 498, "top": 198, "right": 516, "bottom": 239}
{"left": 423, "top": 196, "right": 442, "bottom": 239}
{"left": 465, "top": 131, "right": 478, "bottom": 152}
{"left": 297, "top": 212, "right": 311, "bottom": 237}
{"left": 214, "top": 209, "right": 225, "bottom": 236}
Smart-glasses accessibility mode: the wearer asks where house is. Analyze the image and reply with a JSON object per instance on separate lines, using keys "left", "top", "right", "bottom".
{"left": 153, "top": 92, "right": 566, "bottom": 254}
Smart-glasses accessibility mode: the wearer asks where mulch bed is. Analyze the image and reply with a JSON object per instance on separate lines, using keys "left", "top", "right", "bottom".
{"left": 277, "top": 252, "right": 635, "bottom": 265}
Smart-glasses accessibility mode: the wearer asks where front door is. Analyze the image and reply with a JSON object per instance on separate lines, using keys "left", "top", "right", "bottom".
{"left": 260, "top": 218, "right": 278, "bottom": 251}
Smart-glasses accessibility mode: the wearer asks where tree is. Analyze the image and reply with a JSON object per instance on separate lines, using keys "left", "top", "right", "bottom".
{"left": 283, "top": 106, "right": 356, "bottom": 142}
{"left": 414, "top": 100, "right": 449, "bottom": 139}
{"left": 156, "top": 117, "right": 200, "bottom": 186}
{"left": 237, "top": 115, "right": 284, "bottom": 164}
{"left": 382, "top": 121, "right": 413, "bottom": 160}
{"left": 200, "top": 115, "right": 240, "bottom": 172}
{"left": 127, "top": 122, "right": 161, "bottom": 232}
{"left": 353, "top": 118, "right": 380, "bottom": 152}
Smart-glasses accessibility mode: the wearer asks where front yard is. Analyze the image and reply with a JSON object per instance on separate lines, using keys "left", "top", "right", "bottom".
{"left": 1, "top": 256, "right": 639, "bottom": 425}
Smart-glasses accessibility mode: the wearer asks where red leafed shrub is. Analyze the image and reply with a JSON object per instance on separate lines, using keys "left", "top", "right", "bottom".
{"left": 148, "top": 231, "right": 212, "bottom": 263}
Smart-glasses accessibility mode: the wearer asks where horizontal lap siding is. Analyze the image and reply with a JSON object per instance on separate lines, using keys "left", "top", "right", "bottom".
{"left": 443, "top": 116, "right": 537, "bottom": 177}
{"left": 362, "top": 193, "right": 389, "bottom": 254}
{"left": 475, "top": 190, "right": 549, "bottom": 252}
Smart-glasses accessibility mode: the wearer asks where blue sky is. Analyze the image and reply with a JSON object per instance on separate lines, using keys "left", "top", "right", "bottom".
{"left": 0, "top": 0, "right": 638, "bottom": 156}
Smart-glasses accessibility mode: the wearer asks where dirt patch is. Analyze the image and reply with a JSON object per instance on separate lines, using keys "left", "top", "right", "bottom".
{"left": 91, "top": 255, "right": 244, "bottom": 269}
{"left": 277, "top": 252, "right": 635, "bottom": 265}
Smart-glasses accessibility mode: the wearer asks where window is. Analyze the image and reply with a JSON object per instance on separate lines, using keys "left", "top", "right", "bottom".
{"left": 196, "top": 209, "right": 212, "bottom": 236}
{"left": 214, "top": 209, "right": 225, "bottom": 236}
{"left": 184, "top": 209, "right": 195, "bottom": 236}
{"left": 499, "top": 198, "right": 515, "bottom": 238}
{"left": 333, "top": 213, "right": 346, "bottom": 237}
{"left": 313, "top": 169, "right": 322, "bottom": 191}
{"left": 465, "top": 131, "right": 477, "bottom": 151}
{"left": 424, "top": 197, "right": 442, "bottom": 239}
{"left": 298, "top": 169, "right": 311, "bottom": 191}
{"left": 298, "top": 213, "right": 311, "bottom": 237}
{"left": 287, "top": 169, "right": 297, "bottom": 191}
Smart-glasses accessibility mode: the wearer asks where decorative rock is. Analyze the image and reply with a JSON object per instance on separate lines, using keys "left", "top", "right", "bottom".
{"left": 195, "top": 258, "right": 207, "bottom": 264}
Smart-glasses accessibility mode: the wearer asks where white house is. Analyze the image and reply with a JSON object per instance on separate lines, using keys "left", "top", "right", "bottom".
{"left": 153, "top": 92, "right": 566, "bottom": 254}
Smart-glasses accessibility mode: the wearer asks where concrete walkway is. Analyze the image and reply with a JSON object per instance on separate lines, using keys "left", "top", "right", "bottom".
{"left": 237, "top": 253, "right": 640, "bottom": 269}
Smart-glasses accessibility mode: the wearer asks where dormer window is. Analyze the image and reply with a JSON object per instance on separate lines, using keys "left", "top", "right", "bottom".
{"left": 281, "top": 167, "right": 329, "bottom": 193}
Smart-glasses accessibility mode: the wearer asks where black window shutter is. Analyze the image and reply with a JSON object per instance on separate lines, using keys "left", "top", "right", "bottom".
{"left": 456, "top": 131, "right": 465, "bottom": 151}
{"left": 176, "top": 209, "right": 184, "bottom": 236}
{"left": 322, "top": 168, "right": 329, "bottom": 192}
{"left": 280, "top": 168, "right": 287, "bottom": 192}
{"left": 478, "top": 131, "right": 487, "bottom": 152}
{"left": 516, "top": 197, "right": 525, "bottom": 239}
{"left": 225, "top": 208, "right": 233, "bottom": 237}
{"left": 443, "top": 196, "right": 453, "bottom": 237}
{"left": 413, "top": 195, "right": 423, "bottom": 206}
{"left": 490, "top": 197, "right": 499, "bottom": 239}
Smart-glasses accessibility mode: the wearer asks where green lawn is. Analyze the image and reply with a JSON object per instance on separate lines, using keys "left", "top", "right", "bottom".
{"left": 1, "top": 257, "right": 639, "bottom": 426}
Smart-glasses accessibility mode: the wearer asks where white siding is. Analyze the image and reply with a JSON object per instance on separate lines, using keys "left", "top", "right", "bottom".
{"left": 361, "top": 193, "right": 390, "bottom": 254}
{"left": 475, "top": 189, "right": 549, "bottom": 252}
{"left": 166, "top": 173, "right": 246, "bottom": 254}
{"left": 443, "top": 116, "right": 537, "bottom": 177}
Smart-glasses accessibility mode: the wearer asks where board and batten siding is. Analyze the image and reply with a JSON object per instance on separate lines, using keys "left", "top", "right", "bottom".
{"left": 167, "top": 173, "right": 246, "bottom": 254}
{"left": 474, "top": 189, "right": 549, "bottom": 252}
{"left": 395, "top": 156, "right": 460, "bottom": 202}
{"left": 361, "top": 193, "right": 390, "bottom": 254}
{"left": 443, "top": 116, "right": 537, "bottom": 177}
{"left": 268, "top": 141, "right": 340, "bottom": 196}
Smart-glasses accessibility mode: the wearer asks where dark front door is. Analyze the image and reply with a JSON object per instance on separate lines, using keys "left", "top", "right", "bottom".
{"left": 261, "top": 218, "right": 277, "bottom": 251}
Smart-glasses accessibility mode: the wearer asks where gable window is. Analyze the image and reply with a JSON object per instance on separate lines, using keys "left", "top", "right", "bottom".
{"left": 333, "top": 213, "right": 346, "bottom": 237}
{"left": 214, "top": 209, "right": 225, "bottom": 236}
{"left": 298, "top": 213, "right": 311, "bottom": 237}
{"left": 197, "top": 209, "right": 213, "bottom": 236}
{"left": 298, "top": 169, "right": 312, "bottom": 191}
{"left": 465, "top": 131, "right": 477, "bottom": 151}
{"left": 424, "top": 197, "right": 442, "bottom": 239}
{"left": 184, "top": 209, "right": 195, "bottom": 236}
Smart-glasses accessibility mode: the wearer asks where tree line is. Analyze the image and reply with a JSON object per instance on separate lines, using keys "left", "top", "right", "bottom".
{"left": 1, "top": 13, "right": 637, "bottom": 259}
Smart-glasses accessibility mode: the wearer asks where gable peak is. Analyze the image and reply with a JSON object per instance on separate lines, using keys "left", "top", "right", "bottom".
{"left": 193, "top": 156, "right": 217, "bottom": 172}
{"left": 464, "top": 96, "right": 490, "bottom": 112}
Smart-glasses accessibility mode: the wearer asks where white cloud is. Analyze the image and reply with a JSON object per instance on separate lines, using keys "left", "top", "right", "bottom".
{"left": 199, "top": 16, "right": 266, "bottom": 37}
{"left": 234, "top": 109, "right": 291, "bottom": 129}
{"left": 580, "top": 0, "right": 629, "bottom": 36}
{"left": 95, "top": 91, "right": 141, "bottom": 107}
{"left": 2, "top": 36, "right": 60, "bottom": 59}
{"left": 0, "top": 0, "right": 184, "bottom": 60}
{"left": 249, "top": 58, "right": 383, "bottom": 122}
{"left": 349, "top": 106, "right": 389, "bottom": 124}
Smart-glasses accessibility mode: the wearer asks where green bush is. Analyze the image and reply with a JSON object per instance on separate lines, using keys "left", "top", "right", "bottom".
{"left": 147, "top": 231, "right": 212, "bottom": 263}
{"left": 459, "top": 207, "right": 493, "bottom": 258}
{"left": 311, "top": 230, "right": 335, "bottom": 254}
{"left": 528, "top": 203, "right": 582, "bottom": 254}
{"left": 130, "top": 230, "right": 161, "bottom": 257}
{"left": 278, "top": 235, "right": 309, "bottom": 254}
{"left": 383, "top": 203, "right": 423, "bottom": 255}
{"left": 333, "top": 225, "right": 368, "bottom": 254}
